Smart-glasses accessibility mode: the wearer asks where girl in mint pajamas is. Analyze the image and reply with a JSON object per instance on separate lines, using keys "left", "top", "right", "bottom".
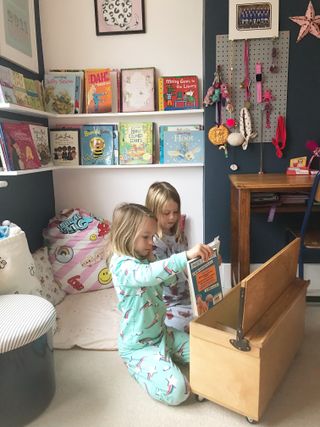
{"left": 109, "top": 203, "right": 212, "bottom": 406}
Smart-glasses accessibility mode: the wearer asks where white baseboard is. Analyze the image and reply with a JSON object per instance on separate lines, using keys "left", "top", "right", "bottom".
{"left": 220, "top": 263, "right": 320, "bottom": 297}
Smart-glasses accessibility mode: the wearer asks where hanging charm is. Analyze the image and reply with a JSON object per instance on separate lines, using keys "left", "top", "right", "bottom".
{"left": 239, "top": 107, "right": 257, "bottom": 150}
{"left": 272, "top": 116, "right": 287, "bottom": 158}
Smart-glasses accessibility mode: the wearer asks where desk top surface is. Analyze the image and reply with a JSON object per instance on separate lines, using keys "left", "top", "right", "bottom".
{"left": 229, "top": 173, "right": 315, "bottom": 191}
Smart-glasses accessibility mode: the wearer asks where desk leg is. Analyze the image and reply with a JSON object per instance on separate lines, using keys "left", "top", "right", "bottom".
{"left": 238, "top": 189, "right": 251, "bottom": 281}
{"left": 230, "top": 184, "right": 239, "bottom": 286}
{"left": 231, "top": 187, "right": 251, "bottom": 285}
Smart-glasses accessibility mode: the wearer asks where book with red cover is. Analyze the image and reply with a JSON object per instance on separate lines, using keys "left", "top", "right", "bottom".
{"left": 84, "top": 68, "right": 112, "bottom": 113}
{"left": 1, "top": 122, "right": 41, "bottom": 170}
{"left": 158, "top": 75, "right": 199, "bottom": 111}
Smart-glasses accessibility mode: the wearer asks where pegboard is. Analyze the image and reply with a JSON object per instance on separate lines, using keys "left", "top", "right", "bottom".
{"left": 215, "top": 31, "right": 289, "bottom": 143}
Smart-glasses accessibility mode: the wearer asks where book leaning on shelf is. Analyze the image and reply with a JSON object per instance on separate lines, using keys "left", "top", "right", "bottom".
{"left": 186, "top": 236, "right": 223, "bottom": 317}
{"left": 0, "top": 122, "right": 42, "bottom": 171}
{"left": 50, "top": 129, "right": 80, "bottom": 166}
{"left": 80, "top": 124, "right": 117, "bottom": 165}
{"left": 158, "top": 75, "right": 199, "bottom": 111}
{"left": 84, "top": 68, "right": 112, "bottom": 114}
{"left": 159, "top": 125, "right": 204, "bottom": 164}
{"left": 119, "top": 122, "right": 154, "bottom": 165}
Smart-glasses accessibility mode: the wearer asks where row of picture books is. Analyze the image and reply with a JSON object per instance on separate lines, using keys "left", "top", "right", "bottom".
{"left": 0, "top": 64, "right": 200, "bottom": 115}
{"left": 0, "top": 121, "right": 204, "bottom": 172}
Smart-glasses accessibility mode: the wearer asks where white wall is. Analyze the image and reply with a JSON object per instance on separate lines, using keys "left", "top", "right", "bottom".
{"left": 39, "top": 0, "right": 204, "bottom": 246}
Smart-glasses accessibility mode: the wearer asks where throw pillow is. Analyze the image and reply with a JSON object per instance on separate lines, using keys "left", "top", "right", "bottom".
{"left": 32, "top": 246, "right": 66, "bottom": 306}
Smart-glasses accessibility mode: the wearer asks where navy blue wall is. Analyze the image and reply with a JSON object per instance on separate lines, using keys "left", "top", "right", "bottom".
{"left": 204, "top": 0, "right": 320, "bottom": 263}
{"left": 0, "top": 0, "right": 55, "bottom": 252}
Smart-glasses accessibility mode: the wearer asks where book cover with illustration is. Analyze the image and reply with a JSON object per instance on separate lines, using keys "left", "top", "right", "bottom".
{"left": 187, "top": 239, "right": 223, "bottom": 317}
{"left": 1, "top": 122, "right": 41, "bottom": 170}
{"left": 24, "top": 78, "right": 44, "bottom": 110}
{"left": 158, "top": 75, "right": 199, "bottom": 111}
{"left": 119, "top": 122, "right": 153, "bottom": 165}
{"left": 80, "top": 124, "right": 115, "bottom": 165}
{"left": 0, "top": 65, "right": 17, "bottom": 104}
{"left": 160, "top": 129, "right": 204, "bottom": 164}
{"left": 44, "top": 73, "right": 76, "bottom": 114}
{"left": 12, "top": 71, "right": 29, "bottom": 107}
{"left": 29, "top": 124, "right": 53, "bottom": 166}
{"left": 50, "top": 129, "right": 80, "bottom": 166}
{"left": 50, "top": 70, "right": 84, "bottom": 113}
{"left": 84, "top": 69, "right": 112, "bottom": 113}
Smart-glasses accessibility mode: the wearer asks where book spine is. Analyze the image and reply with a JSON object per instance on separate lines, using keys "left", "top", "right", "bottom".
{"left": 158, "top": 77, "right": 164, "bottom": 111}
{"left": 159, "top": 126, "right": 165, "bottom": 164}
{"left": 113, "top": 125, "right": 119, "bottom": 165}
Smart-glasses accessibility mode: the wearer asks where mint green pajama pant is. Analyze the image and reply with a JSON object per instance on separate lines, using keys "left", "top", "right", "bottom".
{"left": 119, "top": 328, "right": 190, "bottom": 406}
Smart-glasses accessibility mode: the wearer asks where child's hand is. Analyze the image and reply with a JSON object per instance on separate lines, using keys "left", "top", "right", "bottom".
{"left": 186, "top": 244, "right": 213, "bottom": 261}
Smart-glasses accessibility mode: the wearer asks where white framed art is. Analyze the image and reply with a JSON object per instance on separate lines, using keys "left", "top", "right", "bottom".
{"left": 0, "top": 0, "right": 39, "bottom": 73}
{"left": 229, "top": 0, "right": 279, "bottom": 40}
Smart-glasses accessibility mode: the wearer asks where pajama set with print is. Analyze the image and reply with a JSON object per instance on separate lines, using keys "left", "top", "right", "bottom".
{"left": 110, "top": 252, "right": 190, "bottom": 406}
{"left": 153, "top": 234, "right": 193, "bottom": 332}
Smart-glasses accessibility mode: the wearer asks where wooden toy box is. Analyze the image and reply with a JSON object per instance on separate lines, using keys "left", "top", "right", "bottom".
{"left": 190, "top": 239, "right": 308, "bottom": 423}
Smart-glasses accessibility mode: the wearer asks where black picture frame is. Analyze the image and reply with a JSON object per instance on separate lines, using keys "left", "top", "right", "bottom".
{"left": 94, "top": 0, "right": 145, "bottom": 36}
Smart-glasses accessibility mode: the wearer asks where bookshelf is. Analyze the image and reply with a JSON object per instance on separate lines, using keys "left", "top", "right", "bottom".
{"left": 0, "top": 103, "right": 204, "bottom": 175}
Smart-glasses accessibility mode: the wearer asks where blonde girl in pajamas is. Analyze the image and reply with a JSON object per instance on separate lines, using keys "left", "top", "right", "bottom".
{"left": 146, "top": 181, "right": 192, "bottom": 333}
{"left": 109, "top": 203, "right": 212, "bottom": 405}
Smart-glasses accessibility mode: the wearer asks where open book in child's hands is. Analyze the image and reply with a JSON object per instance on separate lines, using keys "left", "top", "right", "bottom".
{"left": 187, "top": 236, "right": 223, "bottom": 317}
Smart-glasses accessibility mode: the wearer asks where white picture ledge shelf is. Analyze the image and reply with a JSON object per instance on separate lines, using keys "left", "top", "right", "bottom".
{"left": 0, "top": 163, "right": 204, "bottom": 176}
{"left": 0, "top": 103, "right": 204, "bottom": 119}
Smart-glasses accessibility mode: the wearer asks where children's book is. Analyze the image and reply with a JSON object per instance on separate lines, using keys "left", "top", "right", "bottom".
{"left": 0, "top": 125, "right": 10, "bottom": 171}
{"left": 24, "top": 78, "right": 44, "bottom": 110}
{"left": 1, "top": 122, "right": 41, "bottom": 170}
{"left": 159, "top": 125, "right": 203, "bottom": 163}
{"left": 12, "top": 71, "right": 29, "bottom": 107}
{"left": 29, "top": 124, "right": 53, "bottom": 167}
{"left": 44, "top": 73, "right": 76, "bottom": 114}
{"left": 160, "top": 129, "right": 204, "bottom": 164}
{"left": 119, "top": 122, "right": 154, "bottom": 165}
{"left": 50, "top": 70, "right": 84, "bottom": 113}
{"left": 158, "top": 75, "right": 199, "bottom": 111}
{"left": 84, "top": 69, "right": 112, "bottom": 113}
{"left": 187, "top": 237, "right": 223, "bottom": 317}
{"left": 0, "top": 65, "right": 17, "bottom": 104}
{"left": 50, "top": 129, "right": 80, "bottom": 166}
{"left": 80, "top": 124, "right": 115, "bottom": 165}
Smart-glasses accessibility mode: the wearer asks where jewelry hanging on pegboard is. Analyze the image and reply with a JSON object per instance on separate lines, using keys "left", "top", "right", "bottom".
{"left": 204, "top": 65, "right": 230, "bottom": 156}
{"left": 239, "top": 39, "right": 257, "bottom": 150}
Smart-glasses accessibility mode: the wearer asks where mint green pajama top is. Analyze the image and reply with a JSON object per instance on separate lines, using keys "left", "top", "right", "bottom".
{"left": 110, "top": 252, "right": 188, "bottom": 352}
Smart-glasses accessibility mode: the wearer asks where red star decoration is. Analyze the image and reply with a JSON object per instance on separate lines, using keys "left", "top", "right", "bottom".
{"left": 290, "top": 1, "right": 320, "bottom": 42}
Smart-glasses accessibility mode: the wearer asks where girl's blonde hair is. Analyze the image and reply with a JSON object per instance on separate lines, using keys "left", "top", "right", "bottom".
{"left": 145, "top": 181, "right": 183, "bottom": 241}
{"left": 110, "top": 203, "right": 156, "bottom": 258}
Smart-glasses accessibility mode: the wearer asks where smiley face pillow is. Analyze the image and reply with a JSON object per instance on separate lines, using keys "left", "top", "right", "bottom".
{"left": 43, "top": 208, "right": 112, "bottom": 294}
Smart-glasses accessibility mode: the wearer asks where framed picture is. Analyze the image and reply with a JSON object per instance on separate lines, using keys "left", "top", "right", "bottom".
{"left": 121, "top": 67, "right": 155, "bottom": 113}
{"left": 229, "top": 0, "right": 279, "bottom": 40}
{"left": 94, "top": 0, "right": 145, "bottom": 36}
{"left": 0, "top": 0, "right": 39, "bottom": 73}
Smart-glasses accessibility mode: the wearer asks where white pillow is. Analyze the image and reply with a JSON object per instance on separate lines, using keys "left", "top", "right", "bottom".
{"left": 0, "top": 231, "right": 41, "bottom": 295}
{"left": 32, "top": 246, "right": 66, "bottom": 306}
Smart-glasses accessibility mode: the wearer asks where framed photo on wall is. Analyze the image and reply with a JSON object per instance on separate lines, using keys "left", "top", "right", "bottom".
{"left": 229, "top": 0, "right": 279, "bottom": 40}
{"left": 0, "top": 0, "right": 39, "bottom": 73}
{"left": 94, "top": 0, "right": 145, "bottom": 36}
{"left": 121, "top": 67, "right": 155, "bottom": 113}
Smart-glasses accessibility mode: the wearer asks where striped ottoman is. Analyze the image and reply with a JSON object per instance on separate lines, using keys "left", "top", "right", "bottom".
{"left": 0, "top": 294, "right": 56, "bottom": 427}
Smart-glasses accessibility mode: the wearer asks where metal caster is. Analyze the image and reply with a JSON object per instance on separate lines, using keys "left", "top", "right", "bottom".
{"left": 195, "top": 394, "right": 206, "bottom": 402}
{"left": 246, "top": 416, "right": 258, "bottom": 424}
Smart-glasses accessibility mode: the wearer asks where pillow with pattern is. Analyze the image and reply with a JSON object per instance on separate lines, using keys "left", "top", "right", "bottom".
{"left": 32, "top": 246, "right": 66, "bottom": 306}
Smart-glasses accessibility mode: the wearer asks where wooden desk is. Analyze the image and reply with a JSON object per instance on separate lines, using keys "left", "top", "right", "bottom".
{"left": 230, "top": 173, "right": 315, "bottom": 285}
